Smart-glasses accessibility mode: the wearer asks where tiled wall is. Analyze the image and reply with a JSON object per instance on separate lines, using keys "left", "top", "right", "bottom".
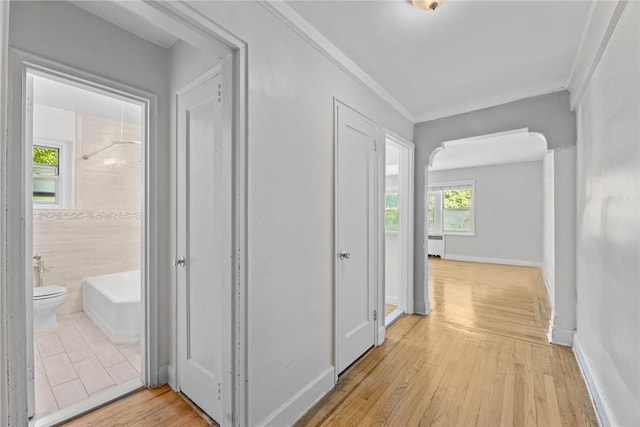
{"left": 33, "top": 113, "right": 141, "bottom": 314}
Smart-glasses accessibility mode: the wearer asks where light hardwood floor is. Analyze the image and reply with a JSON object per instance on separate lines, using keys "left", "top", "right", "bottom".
{"left": 64, "top": 259, "right": 597, "bottom": 426}
{"left": 62, "top": 386, "right": 215, "bottom": 426}
{"left": 297, "top": 259, "right": 597, "bottom": 426}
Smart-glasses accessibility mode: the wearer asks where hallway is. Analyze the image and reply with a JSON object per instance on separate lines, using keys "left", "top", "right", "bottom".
{"left": 297, "top": 259, "right": 597, "bottom": 426}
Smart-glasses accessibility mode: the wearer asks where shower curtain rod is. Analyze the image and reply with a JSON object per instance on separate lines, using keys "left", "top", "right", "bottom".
{"left": 81, "top": 140, "right": 141, "bottom": 160}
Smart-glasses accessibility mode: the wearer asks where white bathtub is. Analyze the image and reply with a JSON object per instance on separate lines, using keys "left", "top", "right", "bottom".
{"left": 82, "top": 270, "right": 141, "bottom": 344}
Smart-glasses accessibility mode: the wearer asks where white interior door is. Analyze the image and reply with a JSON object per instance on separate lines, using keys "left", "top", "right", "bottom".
{"left": 335, "top": 102, "right": 377, "bottom": 374}
{"left": 176, "top": 69, "right": 231, "bottom": 424}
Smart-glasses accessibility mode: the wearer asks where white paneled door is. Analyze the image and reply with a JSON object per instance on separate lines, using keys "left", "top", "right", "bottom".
{"left": 335, "top": 102, "right": 377, "bottom": 374}
{"left": 176, "top": 69, "right": 231, "bottom": 424}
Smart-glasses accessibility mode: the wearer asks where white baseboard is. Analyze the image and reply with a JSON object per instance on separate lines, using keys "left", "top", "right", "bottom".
{"left": 260, "top": 367, "right": 334, "bottom": 427}
{"left": 573, "top": 335, "right": 614, "bottom": 427}
{"left": 384, "top": 308, "right": 403, "bottom": 329}
{"left": 377, "top": 325, "right": 386, "bottom": 345}
{"left": 547, "top": 324, "right": 574, "bottom": 347}
{"left": 385, "top": 296, "right": 398, "bottom": 306}
{"left": 542, "top": 268, "right": 554, "bottom": 305}
{"left": 443, "top": 254, "right": 542, "bottom": 268}
{"left": 158, "top": 364, "right": 175, "bottom": 389}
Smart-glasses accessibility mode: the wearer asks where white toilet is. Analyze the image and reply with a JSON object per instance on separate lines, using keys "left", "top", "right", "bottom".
{"left": 33, "top": 285, "right": 67, "bottom": 334}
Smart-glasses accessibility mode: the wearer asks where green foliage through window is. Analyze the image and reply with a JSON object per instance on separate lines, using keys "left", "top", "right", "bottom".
{"left": 429, "top": 185, "right": 473, "bottom": 233}
{"left": 33, "top": 145, "right": 59, "bottom": 204}
{"left": 444, "top": 189, "right": 471, "bottom": 209}
{"left": 385, "top": 191, "right": 399, "bottom": 232}
{"left": 33, "top": 146, "right": 58, "bottom": 166}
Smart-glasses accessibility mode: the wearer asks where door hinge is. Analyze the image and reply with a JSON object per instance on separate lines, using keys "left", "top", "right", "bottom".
{"left": 373, "top": 310, "right": 377, "bottom": 321}
{"left": 218, "top": 84, "right": 222, "bottom": 103}
{"left": 374, "top": 140, "right": 377, "bottom": 151}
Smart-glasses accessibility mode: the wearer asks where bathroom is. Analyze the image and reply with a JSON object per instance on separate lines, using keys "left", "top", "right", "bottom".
{"left": 30, "top": 72, "right": 144, "bottom": 419}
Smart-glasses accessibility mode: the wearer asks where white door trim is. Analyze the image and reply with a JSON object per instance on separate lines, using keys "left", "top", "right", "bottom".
{"left": 333, "top": 98, "right": 381, "bottom": 382}
{"left": 1, "top": 3, "right": 249, "bottom": 426}
{"left": 382, "top": 130, "right": 415, "bottom": 317}
{"left": 6, "top": 49, "right": 157, "bottom": 425}
{"left": 132, "top": 3, "right": 249, "bottom": 426}
{"left": 0, "top": 1, "right": 9, "bottom": 423}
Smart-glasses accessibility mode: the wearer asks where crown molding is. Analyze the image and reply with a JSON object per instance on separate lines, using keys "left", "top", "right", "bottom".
{"left": 258, "top": 0, "right": 416, "bottom": 123}
{"left": 415, "top": 81, "right": 567, "bottom": 124}
{"left": 567, "top": 0, "right": 627, "bottom": 110}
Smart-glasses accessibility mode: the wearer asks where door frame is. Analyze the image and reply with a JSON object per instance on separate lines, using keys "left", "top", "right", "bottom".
{"left": 0, "top": 1, "right": 8, "bottom": 423}
{"left": 381, "top": 130, "right": 415, "bottom": 322}
{"left": 1, "top": 3, "right": 249, "bottom": 426}
{"left": 7, "top": 48, "right": 156, "bottom": 424}
{"left": 333, "top": 98, "right": 381, "bottom": 382}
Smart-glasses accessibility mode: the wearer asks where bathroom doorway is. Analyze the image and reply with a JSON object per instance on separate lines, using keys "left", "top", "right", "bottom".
{"left": 24, "top": 67, "right": 149, "bottom": 424}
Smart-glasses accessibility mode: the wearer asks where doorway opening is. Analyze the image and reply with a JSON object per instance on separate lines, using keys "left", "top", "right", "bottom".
{"left": 23, "top": 67, "right": 148, "bottom": 425}
{"left": 3, "top": 2, "right": 249, "bottom": 426}
{"left": 383, "top": 133, "right": 414, "bottom": 327}
{"left": 424, "top": 129, "right": 549, "bottom": 325}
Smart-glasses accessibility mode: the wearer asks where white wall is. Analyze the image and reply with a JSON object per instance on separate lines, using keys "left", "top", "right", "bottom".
{"left": 574, "top": 2, "right": 640, "bottom": 425}
{"left": 548, "top": 146, "right": 576, "bottom": 345}
{"left": 8, "top": 0, "right": 172, "bottom": 378}
{"left": 429, "top": 160, "right": 543, "bottom": 266}
{"left": 186, "top": 3, "right": 414, "bottom": 425}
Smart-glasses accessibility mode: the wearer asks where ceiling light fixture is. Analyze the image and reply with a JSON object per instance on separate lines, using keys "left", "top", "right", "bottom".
{"left": 410, "top": 0, "right": 445, "bottom": 11}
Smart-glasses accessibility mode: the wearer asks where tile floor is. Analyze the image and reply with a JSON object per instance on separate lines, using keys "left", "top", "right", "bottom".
{"left": 34, "top": 311, "right": 141, "bottom": 418}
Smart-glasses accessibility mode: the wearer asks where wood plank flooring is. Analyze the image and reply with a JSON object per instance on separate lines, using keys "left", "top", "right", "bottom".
{"left": 297, "top": 259, "right": 597, "bottom": 427}
{"left": 63, "top": 259, "right": 596, "bottom": 426}
{"left": 61, "top": 386, "right": 215, "bottom": 427}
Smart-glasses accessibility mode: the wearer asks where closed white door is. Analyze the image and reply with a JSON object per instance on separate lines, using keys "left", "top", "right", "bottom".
{"left": 176, "top": 70, "right": 231, "bottom": 423}
{"left": 335, "top": 102, "right": 377, "bottom": 374}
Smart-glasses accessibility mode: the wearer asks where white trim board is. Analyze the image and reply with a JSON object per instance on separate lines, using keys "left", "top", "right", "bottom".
{"left": 547, "top": 323, "right": 574, "bottom": 347}
{"left": 259, "top": 368, "right": 334, "bottom": 427}
{"left": 259, "top": 1, "right": 415, "bottom": 123}
{"left": 0, "top": 0, "right": 9, "bottom": 423}
{"left": 443, "top": 254, "right": 542, "bottom": 268}
{"left": 573, "top": 335, "right": 615, "bottom": 427}
{"left": 31, "top": 379, "right": 143, "bottom": 427}
{"left": 568, "top": 0, "right": 627, "bottom": 110}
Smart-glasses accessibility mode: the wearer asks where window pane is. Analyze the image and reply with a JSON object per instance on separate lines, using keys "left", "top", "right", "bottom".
{"left": 33, "top": 146, "right": 59, "bottom": 166}
{"left": 33, "top": 177, "right": 57, "bottom": 203}
{"left": 427, "top": 191, "right": 435, "bottom": 231}
{"left": 385, "top": 209, "right": 399, "bottom": 231}
{"left": 443, "top": 209, "right": 470, "bottom": 232}
{"left": 444, "top": 189, "right": 471, "bottom": 209}
{"left": 385, "top": 192, "right": 399, "bottom": 209}
{"left": 33, "top": 165, "right": 58, "bottom": 176}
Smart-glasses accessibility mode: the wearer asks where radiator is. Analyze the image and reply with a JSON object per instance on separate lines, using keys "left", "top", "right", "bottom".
{"left": 427, "top": 234, "right": 445, "bottom": 257}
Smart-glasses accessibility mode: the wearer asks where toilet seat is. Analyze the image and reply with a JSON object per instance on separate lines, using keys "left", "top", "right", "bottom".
{"left": 34, "top": 285, "right": 67, "bottom": 300}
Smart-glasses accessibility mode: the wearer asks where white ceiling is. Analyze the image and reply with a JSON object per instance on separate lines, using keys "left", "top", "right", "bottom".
{"left": 429, "top": 128, "right": 547, "bottom": 171}
{"left": 287, "top": 0, "right": 593, "bottom": 121}
{"left": 32, "top": 74, "right": 142, "bottom": 125}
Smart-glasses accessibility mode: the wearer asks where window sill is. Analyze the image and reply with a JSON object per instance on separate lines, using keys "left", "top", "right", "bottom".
{"left": 443, "top": 232, "right": 475, "bottom": 237}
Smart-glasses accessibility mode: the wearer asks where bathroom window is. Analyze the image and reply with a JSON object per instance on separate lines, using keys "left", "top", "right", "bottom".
{"left": 33, "top": 140, "right": 73, "bottom": 209}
